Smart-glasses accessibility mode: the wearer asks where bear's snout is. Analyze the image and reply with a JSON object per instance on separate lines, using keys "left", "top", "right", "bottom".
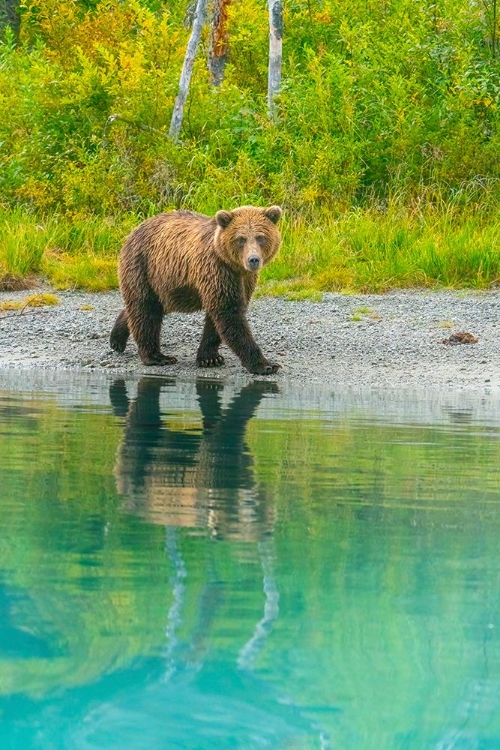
{"left": 247, "top": 255, "right": 261, "bottom": 271}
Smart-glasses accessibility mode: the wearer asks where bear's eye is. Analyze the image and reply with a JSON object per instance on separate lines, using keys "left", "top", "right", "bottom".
{"left": 236, "top": 236, "right": 247, "bottom": 247}
{"left": 255, "top": 235, "right": 266, "bottom": 245}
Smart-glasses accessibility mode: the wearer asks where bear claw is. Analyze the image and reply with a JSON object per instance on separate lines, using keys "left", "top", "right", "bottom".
{"left": 110, "top": 340, "right": 126, "bottom": 353}
{"left": 250, "top": 362, "right": 281, "bottom": 375}
{"left": 197, "top": 355, "right": 225, "bottom": 368}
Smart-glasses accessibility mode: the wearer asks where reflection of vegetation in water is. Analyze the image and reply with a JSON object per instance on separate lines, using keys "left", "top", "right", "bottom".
{"left": 0, "top": 398, "right": 173, "bottom": 695}
{"left": 248, "top": 413, "right": 500, "bottom": 512}
{"left": 245, "top": 413, "right": 500, "bottom": 742}
{"left": 1, "top": 381, "right": 500, "bottom": 745}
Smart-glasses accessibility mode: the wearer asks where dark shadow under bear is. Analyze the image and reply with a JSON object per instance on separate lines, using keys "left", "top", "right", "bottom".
{"left": 110, "top": 205, "right": 282, "bottom": 375}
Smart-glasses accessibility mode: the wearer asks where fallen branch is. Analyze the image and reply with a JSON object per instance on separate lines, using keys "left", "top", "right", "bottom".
{"left": 0, "top": 308, "right": 51, "bottom": 322}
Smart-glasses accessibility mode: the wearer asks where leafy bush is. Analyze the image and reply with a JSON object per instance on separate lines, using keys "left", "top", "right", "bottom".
{"left": 1, "top": 0, "right": 500, "bottom": 290}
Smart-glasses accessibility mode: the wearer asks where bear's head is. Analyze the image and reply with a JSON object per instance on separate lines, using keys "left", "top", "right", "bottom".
{"left": 214, "top": 205, "right": 282, "bottom": 273}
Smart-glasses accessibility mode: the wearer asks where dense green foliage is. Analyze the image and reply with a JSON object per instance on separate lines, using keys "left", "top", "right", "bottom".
{"left": 1, "top": 0, "right": 500, "bottom": 290}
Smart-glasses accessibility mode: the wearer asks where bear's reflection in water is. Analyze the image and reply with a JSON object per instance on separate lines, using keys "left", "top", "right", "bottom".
{"left": 110, "top": 377, "right": 277, "bottom": 540}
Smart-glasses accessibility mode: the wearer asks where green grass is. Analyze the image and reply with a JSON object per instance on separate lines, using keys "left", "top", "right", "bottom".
{"left": 1, "top": 204, "right": 499, "bottom": 294}
{"left": 260, "top": 205, "right": 500, "bottom": 295}
{"left": 0, "top": 208, "right": 54, "bottom": 278}
{"left": 0, "top": 210, "right": 135, "bottom": 291}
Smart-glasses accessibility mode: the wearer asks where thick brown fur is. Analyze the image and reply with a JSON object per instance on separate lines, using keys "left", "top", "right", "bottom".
{"left": 110, "top": 205, "right": 282, "bottom": 374}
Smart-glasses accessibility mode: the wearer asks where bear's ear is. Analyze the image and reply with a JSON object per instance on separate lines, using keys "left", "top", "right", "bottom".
{"left": 215, "top": 210, "right": 233, "bottom": 229}
{"left": 265, "top": 205, "right": 282, "bottom": 224}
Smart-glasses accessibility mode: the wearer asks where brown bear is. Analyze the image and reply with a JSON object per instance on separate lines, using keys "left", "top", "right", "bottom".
{"left": 109, "top": 205, "right": 282, "bottom": 375}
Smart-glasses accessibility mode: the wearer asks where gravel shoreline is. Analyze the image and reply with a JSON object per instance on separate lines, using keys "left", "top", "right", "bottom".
{"left": 0, "top": 288, "right": 498, "bottom": 393}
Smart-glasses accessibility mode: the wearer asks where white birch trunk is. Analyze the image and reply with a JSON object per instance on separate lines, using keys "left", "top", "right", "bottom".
{"left": 267, "top": 0, "right": 283, "bottom": 117}
{"left": 169, "top": 0, "right": 208, "bottom": 141}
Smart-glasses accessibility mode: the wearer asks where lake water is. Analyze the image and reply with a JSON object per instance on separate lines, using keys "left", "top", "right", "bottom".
{"left": 1, "top": 371, "right": 500, "bottom": 750}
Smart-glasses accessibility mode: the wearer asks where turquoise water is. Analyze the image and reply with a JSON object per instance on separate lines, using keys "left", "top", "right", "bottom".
{"left": 1, "top": 373, "right": 500, "bottom": 749}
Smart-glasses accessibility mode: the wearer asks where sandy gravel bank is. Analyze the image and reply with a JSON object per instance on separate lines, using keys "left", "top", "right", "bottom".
{"left": 0, "top": 288, "right": 498, "bottom": 393}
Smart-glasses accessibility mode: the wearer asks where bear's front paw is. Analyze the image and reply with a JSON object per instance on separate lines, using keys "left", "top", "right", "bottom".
{"left": 250, "top": 361, "right": 281, "bottom": 375}
{"left": 197, "top": 354, "right": 225, "bottom": 368}
{"left": 141, "top": 353, "right": 178, "bottom": 366}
